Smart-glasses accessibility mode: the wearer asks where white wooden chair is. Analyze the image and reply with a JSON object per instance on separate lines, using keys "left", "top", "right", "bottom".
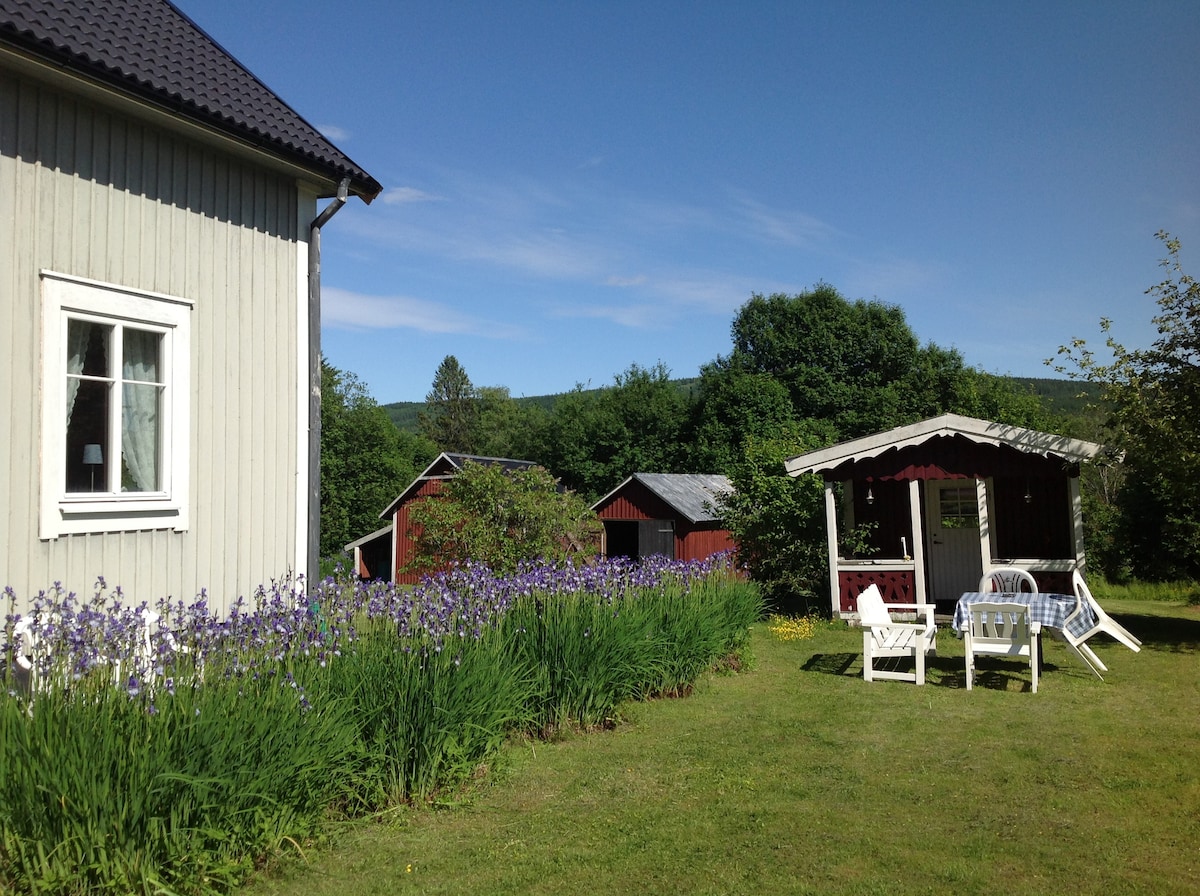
{"left": 979, "top": 566, "right": 1038, "bottom": 594}
{"left": 1067, "top": 570, "right": 1142, "bottom": 654}
{"left": 9, "top": 613, "right": 58, "bottom": 697}
{"left": 857, "top": 584, "right": 937, "bottom": 686}
{"left": 964, "top": 602, "right": 1040, "bottom": 693}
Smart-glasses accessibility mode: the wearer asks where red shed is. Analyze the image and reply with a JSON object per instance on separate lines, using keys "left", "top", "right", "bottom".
{"left": 592, "top": 473, "right": 736, "bottom": 562}
{"left": 377, "top": 453, "right": 542, "bottom": 584}
{"left": 783, "top": 414, "right": 1105, "bottom": 619}
{"left": 344, "top": 524, "right": 393, "bottom": 581}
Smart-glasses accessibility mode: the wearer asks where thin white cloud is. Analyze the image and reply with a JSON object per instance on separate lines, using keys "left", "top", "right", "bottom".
{"left": 730, "top": 192, "right": 842, "bottom": 248}
{"left": 381, "top": 186, "right": 443, "bottom": 205}
{"left": 337, "top": 172, "right": 841, "bottom": 322}
{"left": 605, "top": 274, "right": 648, "bottom": 288}
{"left": 465, "top": 232, "right": 610, "bottom": 280}
{"left": 323, "top": 286, "right": 525, "bottom": 338}
{"left": 843, "top": 256, "right": 944, "bottom": 299}
{"left": 317, "top": 124, "right": 351, "bottom": 142}
{"left": 557, "top": 303, "right": 663, "bottom": 328}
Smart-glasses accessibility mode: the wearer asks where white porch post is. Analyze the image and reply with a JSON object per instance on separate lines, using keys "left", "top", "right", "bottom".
{"left": 1069, "top": 475, "right": 1086, "bottom": 573}
{"left": 908, "top": 479, "right": 927, "bottom": 603}
{"left": 976, "top": 477, "right": 992, "bottom": 573}
{"left": 825, "top": 480, "right": 840, "bottom": 617}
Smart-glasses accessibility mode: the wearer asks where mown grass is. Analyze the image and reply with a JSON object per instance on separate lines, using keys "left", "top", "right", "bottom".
{"left": 1094, "top": 577, "right": 1200, "bottom": 605}
{"left": 244, "top": 598, "right": 1200, "bottom": 896}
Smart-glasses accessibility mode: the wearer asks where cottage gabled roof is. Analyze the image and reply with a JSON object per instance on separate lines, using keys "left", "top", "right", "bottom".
{"left": 379, "top": 453, "right": 544, "bottom": 520}
{"left": 783, "top": 413, "right": 1104, "bottom": 477}
{"left": 593, "top": 473, "right": 733, "bottom": 524}
{"left": 0, "top": 0, "right": 381, "bottom": 201}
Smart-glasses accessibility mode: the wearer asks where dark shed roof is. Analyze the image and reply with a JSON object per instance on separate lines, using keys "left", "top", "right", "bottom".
{"left": 593, "top": 473, "right": 733, "bottom": 524}
{"left": 0, "top": 0, "right": 381, "bottom": 201}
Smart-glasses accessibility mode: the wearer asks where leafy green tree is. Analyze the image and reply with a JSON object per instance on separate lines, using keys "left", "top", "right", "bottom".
{"left": 529, "top": 363, "right": 691, "bottom": 499}
{"left": 707, "top": 285, "right": 987, "bottom": 440}
{"left": 473, "top": 385, "right": 549, "bottom": 460}
{"left": 592, "top": 362, "right": 691, "bottom": 484}
{"left": 419, "top": 355, "right": 479, "bottom": 453}
{"left": 1053, "top": 231, "right": 1200, "bottom": 580}
{"left": 689, "top": 370, "right": 796, "bottom": 473}
{"left": 949, "top": 366, "right": 1056, "bottom": 431}
{"left": 403, "top": 461, "right": 601, "bottom": 574}
{"left": 320, "top": 360, "right": 433, "bottom": 560}
{"left": 715, "top": 421, "right": 838, "bottom": 613}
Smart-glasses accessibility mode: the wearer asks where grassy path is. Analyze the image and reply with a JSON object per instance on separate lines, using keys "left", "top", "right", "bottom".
{"left": 246, "top": 601, "right": 1200, "bottom": 895}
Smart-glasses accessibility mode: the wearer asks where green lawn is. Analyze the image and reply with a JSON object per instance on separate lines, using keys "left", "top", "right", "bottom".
{"left": 245, "top": 599, "right": 1200, "bottom": 895}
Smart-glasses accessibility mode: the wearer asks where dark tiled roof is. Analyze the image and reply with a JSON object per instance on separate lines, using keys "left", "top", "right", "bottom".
{"left": 0, "top": 0, "right": 381, "bottom": 201}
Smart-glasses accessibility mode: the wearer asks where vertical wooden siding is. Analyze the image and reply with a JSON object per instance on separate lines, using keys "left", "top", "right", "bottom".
{"left": 677, "top": 526, "right": 737, "bottom": 563}
{"left": 392, "top": 481, "right": 444, "bottom": 585}
{"left": 0, "top": 69, "right": 310, "bottom": 615}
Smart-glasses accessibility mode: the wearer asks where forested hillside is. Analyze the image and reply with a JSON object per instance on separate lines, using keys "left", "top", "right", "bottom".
{"left": 384, "top": 375, "right": 1083, "bottom": 434}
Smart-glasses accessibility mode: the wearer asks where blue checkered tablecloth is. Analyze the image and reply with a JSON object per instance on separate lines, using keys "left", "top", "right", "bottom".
{"left": 954, "top": 592, "right": 1097, "bottom": 640}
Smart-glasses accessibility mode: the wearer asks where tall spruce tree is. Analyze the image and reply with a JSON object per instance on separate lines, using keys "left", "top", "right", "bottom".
{"left": 419, "top": 355, "right": 479, "bottom": 453}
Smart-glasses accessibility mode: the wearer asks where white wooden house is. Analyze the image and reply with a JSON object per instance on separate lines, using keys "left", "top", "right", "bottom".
{"left": 0, "top": 0, "right": 381, "bottom": 614}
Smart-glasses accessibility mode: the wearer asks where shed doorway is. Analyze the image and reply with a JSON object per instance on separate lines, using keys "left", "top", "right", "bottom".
{"left": 924, "top": 480, "right": 983, "bottom": 607}
{"left": 602, "top": 520, "right": 676, "bottom": 560}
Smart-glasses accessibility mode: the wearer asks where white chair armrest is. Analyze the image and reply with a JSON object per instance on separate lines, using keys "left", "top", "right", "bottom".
{"left": 862, "top": 620, "right": 933, "bottom": 634}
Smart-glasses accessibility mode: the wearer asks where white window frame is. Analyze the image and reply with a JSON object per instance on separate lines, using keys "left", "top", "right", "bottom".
{"left": 40, "top": 271, "right": 192, "bottom": 538}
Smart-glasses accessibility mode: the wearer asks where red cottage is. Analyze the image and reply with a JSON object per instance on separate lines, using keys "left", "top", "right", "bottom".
{"left": 592, "top": 473, "right": 736, "bottom": 563}
{"left": 783, "top": 415, "right": 1106, "bottom": 618}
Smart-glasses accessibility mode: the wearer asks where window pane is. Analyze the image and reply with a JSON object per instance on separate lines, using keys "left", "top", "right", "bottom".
{"left": 123, "top": 328, "right": 161, "bottom": 383}
{"left": 69, "top": 319, "right": 110, "bottom": 377}
{"left": 66, "top": 379, "right": 110, "bottom": 492}
{"left": 121, "top": 382, "right": 162, "bottom": 491}
{"left": 940, "top": 485, "right": 979, "bottom": 530}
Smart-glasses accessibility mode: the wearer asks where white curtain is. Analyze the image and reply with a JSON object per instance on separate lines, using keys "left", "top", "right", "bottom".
{"left": 121, "top": 329, "right": 161, "bottom": 492}
{"left": 65, "top": 320, "right": 90, "bottom": 427}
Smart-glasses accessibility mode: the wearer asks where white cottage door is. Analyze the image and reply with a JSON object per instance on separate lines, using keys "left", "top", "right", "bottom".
{"left": 925, "top": 480, "right": 984, "bottom": 606}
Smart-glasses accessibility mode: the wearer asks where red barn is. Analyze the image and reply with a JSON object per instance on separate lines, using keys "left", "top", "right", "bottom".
{"left": 783, "top": 414, "right": 1106, "bottom": 619}
{"left": 592, "top": 473, "right": 736, "bottom": 562}
{"left": 356, "top": 453, "right": 542, "bottom": 584}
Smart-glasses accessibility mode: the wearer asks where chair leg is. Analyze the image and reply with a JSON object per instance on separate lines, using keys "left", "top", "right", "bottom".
{"left": 1079, "top": 641, "right": 1108, "bottom": 673}
{"left": 1065, "top": 641, "right": 1105, "bottom": 680}
{"left": 862, "top": 631, "right": 873, "bottom": 682}
{"left": 1104, "top": 624, "right": 1142, "bottom": 652}
{"left": 1030, "top": 639, "right": 1039, "bottom": 694}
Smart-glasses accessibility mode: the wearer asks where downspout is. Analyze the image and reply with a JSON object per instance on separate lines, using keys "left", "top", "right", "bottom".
{"left": 306, "top": 177, "right": 350, "bottom": 590}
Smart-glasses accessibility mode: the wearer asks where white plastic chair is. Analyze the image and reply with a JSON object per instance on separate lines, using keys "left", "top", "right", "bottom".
{"left": 857, "top": 584, "right": 937, "bottom": 686}
{"left": 979, "top": 566, "right": 1038, "bottom": 594}
{"left": 964, "top": 602, "right": 1040, "bottom": 693}
{"left": 1068, "top": 570, "right": 1142, "bottom": 654}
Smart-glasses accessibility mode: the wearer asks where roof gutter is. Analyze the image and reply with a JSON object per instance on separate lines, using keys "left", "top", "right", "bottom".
{"left": 305, "top": 177, "right": 350, "bottom": 589}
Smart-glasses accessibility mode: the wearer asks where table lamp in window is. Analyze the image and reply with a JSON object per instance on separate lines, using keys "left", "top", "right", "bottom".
{"left": 83, "top": 443, "right": 103, "bottom": 491}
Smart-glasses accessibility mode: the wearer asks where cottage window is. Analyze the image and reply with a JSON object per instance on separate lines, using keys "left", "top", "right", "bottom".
{"left": 40, "top": 272, "right": 192, "bottom": 538}
{"left": 938, "top": 485, "right": 979, "bottom": 530}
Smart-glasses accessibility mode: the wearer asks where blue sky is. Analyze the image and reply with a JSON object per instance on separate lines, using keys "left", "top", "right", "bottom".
{"left": 185, "top": 1, "right": 1200, "bottom": 403}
